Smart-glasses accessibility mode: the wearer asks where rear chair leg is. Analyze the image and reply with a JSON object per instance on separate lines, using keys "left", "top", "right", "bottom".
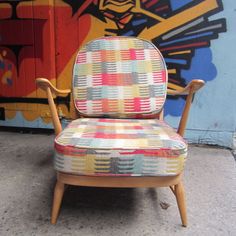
{"left": 51, "top": 180, "right": 65, "bottom": 224}
{"left": 175, "top": 181, "right": 187, "bottom": 227}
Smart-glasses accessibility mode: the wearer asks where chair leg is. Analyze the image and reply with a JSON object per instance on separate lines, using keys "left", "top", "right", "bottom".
{"left": 175, "top": 181, "right": 187, "bottom": 227}
{"left": 51, "top": 180, "right": 65, "bottom": 224}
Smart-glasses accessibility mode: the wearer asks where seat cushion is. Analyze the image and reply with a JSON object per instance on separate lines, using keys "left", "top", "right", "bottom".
{"left": 54, "top": 118, "right": 187, "bottom": 176}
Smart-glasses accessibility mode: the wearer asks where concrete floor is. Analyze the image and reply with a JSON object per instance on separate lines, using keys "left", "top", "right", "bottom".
{"left": 0, "top": 131, "right": 236, "bottom": 236}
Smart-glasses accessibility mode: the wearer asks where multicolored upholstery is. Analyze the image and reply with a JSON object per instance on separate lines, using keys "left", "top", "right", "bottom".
{"left": 55, "top": 118, "right": 187, "bottom": 176}
{"left": 73, "top": 37, "right": 167, "bottom": 118}
{"left": 54, "top": 37, "right": 188, "bottom": 177}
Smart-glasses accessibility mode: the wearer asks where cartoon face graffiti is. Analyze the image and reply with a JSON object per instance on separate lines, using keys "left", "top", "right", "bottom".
{"left": 98, "top": 0, "right": 137, "bottom": 29}
{"left": 99, "top": 0, "right": 136, "bottom": 13}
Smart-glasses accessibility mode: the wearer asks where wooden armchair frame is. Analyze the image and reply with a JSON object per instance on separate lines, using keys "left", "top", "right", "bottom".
{"left": 36, "top": 77, "right": 204, "bottom": 226}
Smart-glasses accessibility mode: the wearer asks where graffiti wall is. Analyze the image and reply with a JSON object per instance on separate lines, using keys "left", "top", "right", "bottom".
{"left": 1, "top": 0, "right": 235, "bottom": 147}
{"left": 0, "top": 0, "right": 56, "bottom": 127}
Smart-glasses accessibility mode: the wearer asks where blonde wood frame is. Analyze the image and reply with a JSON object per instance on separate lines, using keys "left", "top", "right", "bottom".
{"left": 36, "top": 78, "right": 204, "bottom": 226}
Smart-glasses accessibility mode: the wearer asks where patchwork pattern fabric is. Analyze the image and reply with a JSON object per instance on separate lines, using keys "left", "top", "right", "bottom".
{"left": 73, "top": 37, "right": 167, "bottom": 118}
{"left": 55, "top": 118, "right": 187, "bottom": 176}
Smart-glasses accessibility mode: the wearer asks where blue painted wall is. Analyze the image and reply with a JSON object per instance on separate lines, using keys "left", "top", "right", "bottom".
{"left": 166, "top": 0, "right": 236, "bottom": 148}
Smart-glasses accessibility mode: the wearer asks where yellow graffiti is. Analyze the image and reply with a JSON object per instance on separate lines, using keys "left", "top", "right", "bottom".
{"left": 99, "top": 0, "right": 134, "bottom": 13}
{"left": 168, "top": 50, "right": 191, "bottom": 56}
{"left": 167, "top": 69, "right": 177, "bottom": 75}
{"left": 139, "top": 0, "right": 219, "bottom": 39}
{"left": 132, "top": 0, "right": 165, "bottom": 22}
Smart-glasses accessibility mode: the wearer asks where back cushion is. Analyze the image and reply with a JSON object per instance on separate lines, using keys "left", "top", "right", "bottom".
{"left": 73, "top": 36, "right": 167, "bottom": 118}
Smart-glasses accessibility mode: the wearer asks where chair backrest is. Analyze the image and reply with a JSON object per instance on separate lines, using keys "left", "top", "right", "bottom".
{"left": 73, "top": 36, "right": 168, "bottom": 118}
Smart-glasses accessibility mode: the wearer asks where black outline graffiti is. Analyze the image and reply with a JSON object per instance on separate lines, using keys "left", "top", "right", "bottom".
{"left": 62, "top": 0, "right": 226, "bottom": 88}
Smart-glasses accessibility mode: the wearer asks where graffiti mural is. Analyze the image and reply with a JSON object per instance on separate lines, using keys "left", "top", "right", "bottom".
{"left": 0, "top": 0, "right": 56, "bottom": 124}
{"left": 0, "top": 0, "right": 226, "bottom": 127}
{"left": 55, "top": 0, "right": 226, "bottom": 117}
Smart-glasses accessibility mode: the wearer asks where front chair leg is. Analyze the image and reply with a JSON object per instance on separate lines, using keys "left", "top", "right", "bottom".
{"left": 51, "top": 180, "right": 65, "bottom": 224}
{"left": 175, "top": 181, "right": 187, "bottom": 227}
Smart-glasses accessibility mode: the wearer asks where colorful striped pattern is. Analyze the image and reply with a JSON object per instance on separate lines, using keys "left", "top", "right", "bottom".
{"left": 73, "top": 37, "right": 167, "bottom": 118}
{"left": 55, "top": 118, "right": 187, "bottom": 176}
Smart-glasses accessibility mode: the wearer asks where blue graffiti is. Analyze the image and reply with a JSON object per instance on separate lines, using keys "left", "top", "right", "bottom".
{"left": 182, "top": 48, "right": 217, "bottom": 83}
{"left": 170, "top": 0, "right": 193, "bottom": 11}
{"left": 165, "top": 48, "right": 217, "bottom": 116}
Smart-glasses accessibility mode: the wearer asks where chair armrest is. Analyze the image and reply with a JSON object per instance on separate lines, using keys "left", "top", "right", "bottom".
{"left": 167, "top": 79, "right": 205, "bottom": 96}
{"left": 167, "top": 80, "right": 205, "bottom": 137}
{"left": 36, "top": 78, "right": 71, "bottom": 96}
{"left": 36, "top": 78, "right": 71, "bottom": 135}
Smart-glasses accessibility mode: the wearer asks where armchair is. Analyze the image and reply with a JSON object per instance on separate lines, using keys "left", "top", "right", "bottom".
{"left": 36, "top": 36, "right": 204, "bottom": 226}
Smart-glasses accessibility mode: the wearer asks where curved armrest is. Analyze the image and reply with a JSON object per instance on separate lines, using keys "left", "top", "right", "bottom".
{"left": 36, "top": 78, "right": 71, "bottom": 135}
{"left": 167, "top": 80, "right": 205, "bottom": 96}
{"left": 167, "top": 80, "right": 205, "bottom": 137}
{"left": 36, "top": 78, "right": 71, "bottom": 96}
